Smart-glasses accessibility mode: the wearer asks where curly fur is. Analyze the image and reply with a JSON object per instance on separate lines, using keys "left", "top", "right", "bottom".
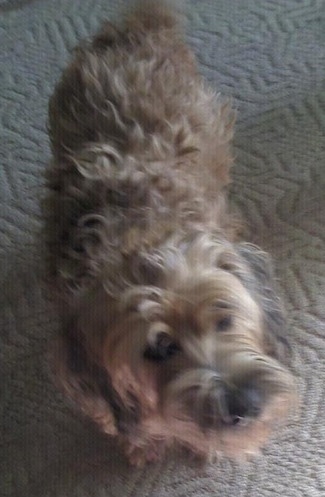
{"left": 45, "top": 0, "right": 297, "bottom": 466}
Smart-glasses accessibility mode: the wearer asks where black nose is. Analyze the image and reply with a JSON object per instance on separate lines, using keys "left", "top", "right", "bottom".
{"left": 222, "top": 385, "right": 262, "bottom": 426}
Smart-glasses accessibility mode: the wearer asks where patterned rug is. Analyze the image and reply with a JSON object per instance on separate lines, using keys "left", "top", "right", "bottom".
{"left": 1, "top": 1, "right": 324, "bottom": 496}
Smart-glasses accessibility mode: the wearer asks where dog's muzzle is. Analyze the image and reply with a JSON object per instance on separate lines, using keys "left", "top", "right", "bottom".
{"left": 164, "top": 365, "right": 290, "bottom": 429}
{"left": 202, "top": 383, "right": 263, "bottom": 428}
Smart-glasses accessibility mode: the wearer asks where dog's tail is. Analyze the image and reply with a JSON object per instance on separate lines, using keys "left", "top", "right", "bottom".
{"left": 124, "top": 0, "right": 186, "bottom": 32}
{"left": 93, "top": 0, "right": 186, "bottom": 48}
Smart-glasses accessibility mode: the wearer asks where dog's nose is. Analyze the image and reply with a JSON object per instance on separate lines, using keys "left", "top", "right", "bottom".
{"left": 222, "top": 385, "right": 262, "bottom": 426}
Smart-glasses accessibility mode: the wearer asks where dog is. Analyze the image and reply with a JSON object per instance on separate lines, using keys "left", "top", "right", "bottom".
{"left": 44, "top": 0, "right": 297, "bottom": 466}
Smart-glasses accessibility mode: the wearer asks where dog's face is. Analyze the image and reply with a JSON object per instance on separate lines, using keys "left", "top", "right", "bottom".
{"left": 61, "top": 234, "right": 296, "bottom": 458}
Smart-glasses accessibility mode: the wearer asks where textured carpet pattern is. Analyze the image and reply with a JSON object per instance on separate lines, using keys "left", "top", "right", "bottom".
{"left": 1, "top": 1, "right": 324, "bottom": 496}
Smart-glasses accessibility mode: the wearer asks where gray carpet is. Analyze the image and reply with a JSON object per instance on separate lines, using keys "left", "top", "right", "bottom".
{"left": 1, "top": 1, "right": 325, "bottom": 496}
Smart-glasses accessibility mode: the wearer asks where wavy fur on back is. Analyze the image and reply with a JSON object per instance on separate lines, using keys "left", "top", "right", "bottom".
{"left": 45, "top": 0, "right": 236, "bottom": 299}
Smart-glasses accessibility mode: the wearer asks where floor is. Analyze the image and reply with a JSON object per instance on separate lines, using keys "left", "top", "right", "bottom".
{"left": 0, "top": 1, "right": 325, "bottom": 496}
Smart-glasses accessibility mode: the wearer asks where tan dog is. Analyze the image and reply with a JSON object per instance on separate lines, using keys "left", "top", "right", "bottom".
{"left": 45, "top": 0, "right": 297, "bottom": 466}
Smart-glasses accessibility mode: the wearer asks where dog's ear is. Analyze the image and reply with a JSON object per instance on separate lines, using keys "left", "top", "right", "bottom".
{"left": 62, "top": 329, "right": 140, "bottom": 434}
{"left": 234, "top": 243, "right": 290, "bottom": 361}
{"left": 51, "top": 291, "right": 140, "bottom": 435}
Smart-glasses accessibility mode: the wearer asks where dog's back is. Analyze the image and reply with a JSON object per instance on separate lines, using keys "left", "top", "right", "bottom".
{"left": 49, "top": 1, "right": 194, "bottom": 160}
{"left": 45, "top": 0, "right": 235, "bottom": 295}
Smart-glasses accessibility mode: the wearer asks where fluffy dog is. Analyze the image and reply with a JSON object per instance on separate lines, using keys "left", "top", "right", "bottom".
{"left": 45, "top": 0, "right": 297, "bottom": 465}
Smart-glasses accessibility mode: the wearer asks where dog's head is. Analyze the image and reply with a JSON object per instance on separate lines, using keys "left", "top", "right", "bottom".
{"left": 56, "top": 233, "right": 296, "bottom": 457}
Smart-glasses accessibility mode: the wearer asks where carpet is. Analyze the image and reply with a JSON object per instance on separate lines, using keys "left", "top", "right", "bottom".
{"left": 1, "top": 1, "right": 324, "bottom": 496}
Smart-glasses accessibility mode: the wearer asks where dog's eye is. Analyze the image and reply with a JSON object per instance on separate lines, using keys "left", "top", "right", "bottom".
{"left": 144, "top": 332, "right": 180, "bottom": 362}
{"left": 215, "top": 316, "right": 232, "bottom": 332}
